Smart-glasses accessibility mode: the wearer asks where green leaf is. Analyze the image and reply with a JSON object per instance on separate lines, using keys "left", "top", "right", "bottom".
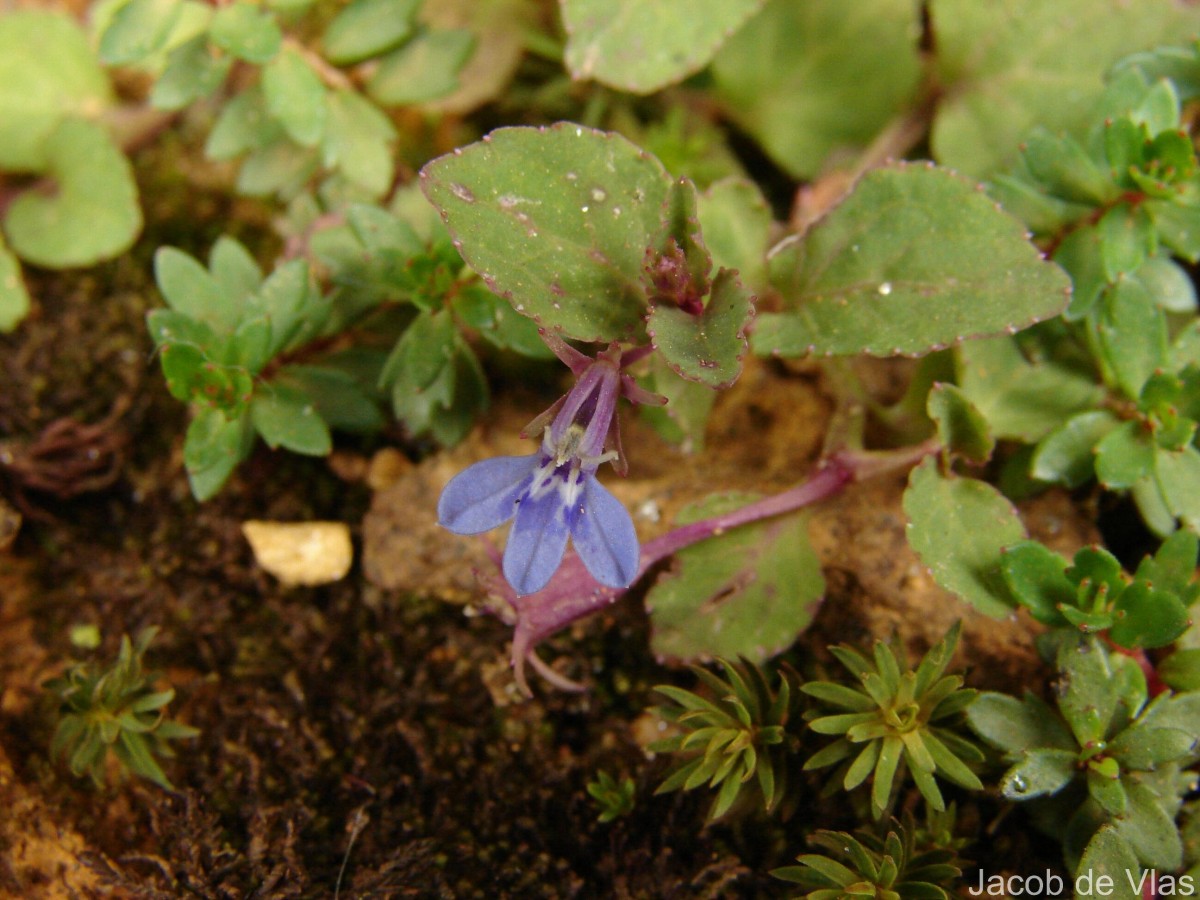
{"left": 250, "top": 383, "right": 332, "bottom": 455}
{"left": 1154, "top": 444, "right": 1200, "bottom": 530}
{"left": 562, "top": 0, "right": 763, "bottom": 94}
{"left": 183, "top": 406, "right": 252, "bottom": 500}
{"left": 1158, "top": 649, "right": 1200, "bottom": 692}
{"left": 1078, "top": 828, "right": 1141, "bottom": 900}
{"left": 0, "top": 11, "right": 114, "bottom": 172}
{"left": 323, "top": 0, "right": 419, "bottom": 65}
{"left": 209, "top": 1, "right": 282, "bottom": 63}
{"left": 236, "top": 140, "right": 318, "bottom": 197}
{"left": 967, "top": 692, "right": 1076, "bottom": 754}
{"left": 752, "top": 164, "right": 1070, "bottom": 357}
{"left": 0, "top": 238, "right": 30, "bottom": 332}
{"left": 281, "top": 364, "right": 384, "bottom": 434}
{"left": 1020, "top": 129, "right": 1115, "bottom": 206}
{"left": 450, "top": 284, "right": 555, "bottom": 359}
{"left": 647, "top": 269, "right": 752, "bottom": 389}
{"left": 151, "top": 35, "right": 233, "bottom": 110}
{"left": 931, "top": 0, "right": 1200, "bottom": 177}
{"left": 209, "top": 236, "right": 263, "bottom": 303}
{"left": 903, "top": 457, "right": 1026, "bottom": 617}
{"left": 636, "top": 357, "right": 715, "bottom": 451}
{"left": 1057, "top": 636, "right": 1137, "bottom": 746}
{"left": 1138, "top": 255, "right": 1197, "bottom": 313}
{"left": 321, "top": 89, "right": 396, "bottom": 196}
{"left": 420, "top": 123, "right": 672, "bottom": 342}
{"left": 1095, "top": 421, "right": 1155, "bottom": 490}
{"left": 263, "top": 47, "right": 327, "bottom": 147}
{"left": 247, "top": 258, "right": 318, "bottom": 356}
{"left": 646, "top": 493, "right": 824, "bottom": 662}
{"left": 710, "top": 0, "right": 920, "bottom": 179}
{"left": 1114, "top": 779, "right": 1184, "bottom": 870}
{"left": 1098, "top": 205, "right": 1154, "bottom": 283}
{"left": 1000, "top": 541, "right": 1073, "bottom": 626}
{"left": 99, "top": 0, "right": 184, "bottom": 65}
{"left": 4, "top": 119, "right": 141, "bottom": 268}
{"left": 1110, "top": 581, "right": 1189, "bottom": 649}
{"left": 695, "top": 178, "right": 771, "bottom": 292}
{"left": 1032, "top": 410, "right": 1120, "bottom": 488}
{"left": 1000, "top": 748, "right": 1078, "bottom": 800}
{"left": 367, "top": 27, "right": 475, "bottom": 105}
{"left": 926, "top": 382, "right": 994, "bottom": 464}
{"left": 1139, "top": 529, "right": 1199, "bottom": 597}
{"left": 955, "top": 334, "right": 1103, "bottom": 442}
{"left": 205, "top": 87, "right": 283, "bottom": 160}
{"left": 1108, "top": 726, "right": 1196, "bottom": 770}
{"left": 154, "top": 246, "right": 240, "bottom": 333}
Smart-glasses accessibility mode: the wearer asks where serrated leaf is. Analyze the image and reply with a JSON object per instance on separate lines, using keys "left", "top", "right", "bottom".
{"left": 562, "top": 0, "right": 763, "bottom": 95}
{"left": 752, "top": 164, "right": 1070, "bottom": 357}
{"left": 1057, "top": 636, "right": 1134, "bottom": 746}
{"left": 1032, "top": 410, "right": 1120, "bottom": 488}
{"left": 1021, "top": 129, "right": 1115, "bottom": 206}
{"left": 209, "top": 1, "right": 282, "bottom": 63}
{"left": 323, "top": 0, "right": 419, "bottom": 65}
{"left": 926, "top": 382, "right": 994, "bottom": 464}
{"left": 421, "top": 123, "right": 672, "bottom": 342}
{"left": 0, "top": 238, "right": 30, "bottom": 332}
{"left": 647, "top": 269, "right": 752, "bottom": 389}
{"left": 903, "top": 457, "right": 1025, "bottom": 617}
{"left": 1158, "top": 649, "right": 1200, "bottom": 692}
{"left": 263, "top": 47, "right": 326, "bottom": 147}
{"left": 0, "top": 11, "right": 114, "bottom": 172}
{"left": 367, "top": 27, "right": 475, "bottom": 105}
{"left": 250, "top": 383, "right": 332, "bottom": 455}
{"left": 931, "top": 0, "right": 1200, "bottom": 177}
{"left": 4, "top": 119, "right": 141, "bottom": 268}
{"left": 99, "top": 0, "right": 184, "bottom": 65}
{"left": 646, "top": 493, "right": 823, "bottom": 662}
{"left": 710, "top": 0, "right": 920, "bottom": 179}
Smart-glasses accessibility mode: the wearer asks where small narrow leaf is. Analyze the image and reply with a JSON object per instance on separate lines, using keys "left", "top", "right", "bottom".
{"left": 263, "top": 48, "right": 327, "bottom": 147}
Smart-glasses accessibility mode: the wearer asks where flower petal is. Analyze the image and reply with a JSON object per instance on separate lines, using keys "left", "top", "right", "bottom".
{"left": 504, "top": 485, "right": 571, "bottom": 595}
{"left": 570, "top": 477, "right": 639, "bottom": 588}
{"left": 437, "top": 454, "right": 538, "bottom": 534}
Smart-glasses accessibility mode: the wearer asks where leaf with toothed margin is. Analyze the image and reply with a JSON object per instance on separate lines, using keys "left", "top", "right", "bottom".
{"left": 646, "top": 492, "right": 824, "bottom": 663}
{"left": 648, "top": 269, "right": 753, "bottom": 389}
{"left": 419, "top": 123, "right": 673, "bottom": 342}
{"left": 751, "top": 163, "right": 1071, "bottom": 358}
{"left": 561, "top": 0, "right": 765, "bottom": 95}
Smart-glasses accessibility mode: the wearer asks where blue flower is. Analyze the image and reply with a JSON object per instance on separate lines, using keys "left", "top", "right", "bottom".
{"left": 438, "top": 353, "right": 640, "bottom": 596}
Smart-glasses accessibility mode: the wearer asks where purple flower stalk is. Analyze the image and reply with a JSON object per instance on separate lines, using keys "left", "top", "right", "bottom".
{"left": 438, "top": 340, "right": 658, "bottom": 596}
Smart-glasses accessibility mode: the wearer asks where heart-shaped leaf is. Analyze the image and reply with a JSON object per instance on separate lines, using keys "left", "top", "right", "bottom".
{"left": 4, "top": 119, "right": 141, "bottom": 268}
